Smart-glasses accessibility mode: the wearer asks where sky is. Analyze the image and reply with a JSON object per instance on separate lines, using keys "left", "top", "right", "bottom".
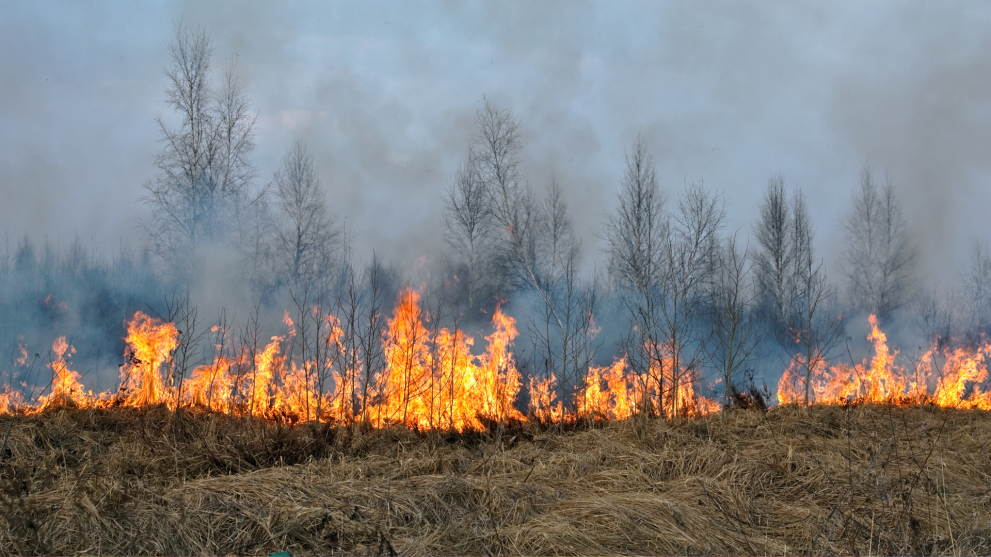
{"left": 2, "top": 1, "right": 990, "bottom": 285}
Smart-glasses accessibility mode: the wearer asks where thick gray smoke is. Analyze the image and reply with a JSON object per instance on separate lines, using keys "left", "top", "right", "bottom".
{"left": 2, "top": 2, "right": 990, "bottom": 403}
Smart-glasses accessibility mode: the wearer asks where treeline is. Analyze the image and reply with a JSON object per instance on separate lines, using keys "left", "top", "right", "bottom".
{"left": 0, "top": 236, "right": 162, "bottom": 390}
{"left": 4, "top": 22, "right": 991, "bottom": 412}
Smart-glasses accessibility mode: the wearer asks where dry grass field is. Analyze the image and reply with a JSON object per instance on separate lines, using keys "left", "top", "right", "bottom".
{"left": 1, "top": 403, "right": 990, "bottom": 556}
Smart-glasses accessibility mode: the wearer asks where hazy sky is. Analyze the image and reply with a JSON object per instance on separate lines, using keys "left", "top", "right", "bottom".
{"left": 2, "top": 1, "right": 990, "bottom": 284}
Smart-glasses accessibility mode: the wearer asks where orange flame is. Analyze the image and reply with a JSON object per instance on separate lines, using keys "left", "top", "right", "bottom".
{"left": 778, "top": 314, "right": 991, "bottom": 409}
{"left": 120, "top": 311, "right": 180, "bottom": 407}
{"left": 15, "top": 337, "right": 28, "bottom": 367}
{"left": 578, "top": 359, "right": 633, "bottom": 421}
{"left": 0, "top": 292, "right": 721, "bottom": 426}
{"left": 184, "top": 355, "right": 236, "bottom": 412}
{"left": 37, "top": 337, "right": 87, "bottom": 408}
{"left": 365, "top": 290, "right": 524, "bottom": 431}
{"left": 19, "top": 304, "right": 991, "bottom": 428}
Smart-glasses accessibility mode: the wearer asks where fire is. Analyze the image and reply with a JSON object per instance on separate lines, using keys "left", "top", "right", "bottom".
{"left": 0, "top": 289, "right": 753, "bottom": 428}
{"left": 626, "top": 345, "right": 718, "bottom": 420}
{"left": 370, "top": 290, "right": 434, "bottom": 428}
{"left": 38, "top": 337, "right": 87, "bottom": 408}
{"left": 184, "top": 355, "right": 236, "bottom": 412}
{"left": 537, "top": 345, "right": 718, "bottom": 422}
{"left": 578, "top": 360, "right": 633, "bottom": 420}
{"left": 778, "top": 314, "right": 991, "bottom": 409}
{"left": 922, "top": 344, "right": 991, "bottom": 410}
{"left": 15, "top": 337, "right": 28, "bottom": 366}
{"left": 528, "top": 373, "right": 562, "bottom": 423}
{"left": 9, "top": 304, "right": 990, "bottom": 427}
{"left": 249, "top": 337, "right": 284, "bottom": 416}
{"left": 120, "top": 311, "right": 180, "bottom": 406}
{"left": 365, "top": 290, "right": 524, "bottom": 431}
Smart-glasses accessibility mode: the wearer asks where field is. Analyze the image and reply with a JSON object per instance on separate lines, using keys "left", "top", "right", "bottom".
{"left": 1, "top": 403, "right": 990, "bottom": 556}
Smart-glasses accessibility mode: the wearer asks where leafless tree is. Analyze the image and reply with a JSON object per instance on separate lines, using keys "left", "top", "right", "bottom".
{"left": 237, "top": 303, "right": 266, "bottom": 416}
{"left": 753, "top": 175, "right": 792, "bottom": 334}
{"left": 285, "top": 277, "right": 332, "bottom": 422}
{"left": 959, "top": 240, "right": 991, "bottom": 340}
{"left": 235, "top": 187, "right": 279, "bottom": 300}
{"left": 528, "top": 179, "right": 596, "bottom": 413}
{"left": 357, "top": 252, "right": 388, "bottom": 425}
{"left": 327, "top": 247, "right": 363, "bottom": 424}
{"left": 914, "top": 283, "right": 953, "bottom": 349}
{"left": 537, "top": 179, "right": 581, "bottom": 285}
{"left": 604, "top": 137, "right": 668, "bottom": 296}
{"left": 142, "top": 23, "right": 257, "bottom": 277}
{"left": 461, "top": 98, "right": 597, "bottom": 412}
{"left": 443, "top": 148, "right": 494, "bottom": 310}
{"left": 843, "top": 163, "right": 916, "bottom": 320}
{"left": 705, "top": 234, "right": 762, "bottom": 406}
{"left": 657, "top": 181, "right": 725, "bottom": 417}
{"left": 789, "top": 190, "right": 814, "bottom": 309}
{"left": 789, "top": 191, "right": 843, "bottom": 405}
{"left": 273, "top": 140, "right": 340, "bottom": 295}
{"left": 468, "top": 97, "right": 547, "bottom": 298}
{"left": 604, "top": 137, "right": 669, "bottom": 416}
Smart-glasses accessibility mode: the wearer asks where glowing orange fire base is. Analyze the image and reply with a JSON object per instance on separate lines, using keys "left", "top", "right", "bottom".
{"left": 2, "top": 292, "right": 989, "bottom": 428}
{"left": 778, "top": 314, "right": 991, "bottom": 409}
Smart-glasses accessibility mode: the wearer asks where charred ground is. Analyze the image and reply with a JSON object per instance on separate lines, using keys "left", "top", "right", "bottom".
{"left": 1, "top": 404, "right": 989, "bottom": 556}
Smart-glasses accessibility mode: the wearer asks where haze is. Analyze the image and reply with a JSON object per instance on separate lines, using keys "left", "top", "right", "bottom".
{"left": 2, "top": 1, "right": 990, "bottom": 282}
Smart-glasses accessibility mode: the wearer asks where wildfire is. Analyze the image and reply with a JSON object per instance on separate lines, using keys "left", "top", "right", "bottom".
{"left": 365, "top": 290, "right": 524, "bottom": 431}
{"left": 120, "top": 311, "right": 179, "bottom": 406}
{"left": 38, "top": 337, "right": 87, "bottom": 408}
{"left": 14, "top": 299, "right": 991, "bottom": 429}
{"left": 532, "top": 345, "right": 719, "bottom": 422}
{"left": 778, "top": 314, "right": 991, "bottom": 409}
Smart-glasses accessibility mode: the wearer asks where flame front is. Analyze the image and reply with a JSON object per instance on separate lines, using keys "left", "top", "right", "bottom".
{"left": 120, "top": 311, "right": 179, "bottom": 407}
{"left": 778, "top": 314, "right": 991, "bottom": 409}
{"left": 22, "top": 301, "right": 991, "bottom": 428}
{"left": 365, "top": 290, "right": 524, "bottom": 431}
{"left": 38, "top": 337, "right": 86, "bottom": 408}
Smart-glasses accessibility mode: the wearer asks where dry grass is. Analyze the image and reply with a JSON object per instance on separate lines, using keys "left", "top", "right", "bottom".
{"left": 1, "top": 403, "right": 990, "bottom": 555}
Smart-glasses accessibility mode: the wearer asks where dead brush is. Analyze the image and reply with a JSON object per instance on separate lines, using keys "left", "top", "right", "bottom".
{"left": 2, "top": 404, "right": 991, "bottom": 555}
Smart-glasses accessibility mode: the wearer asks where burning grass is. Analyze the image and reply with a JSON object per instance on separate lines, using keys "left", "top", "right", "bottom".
{"left": 1, "top": 404, "right": 990, "bottom": 555}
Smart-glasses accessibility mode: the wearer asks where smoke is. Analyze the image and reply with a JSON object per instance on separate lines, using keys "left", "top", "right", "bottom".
{"left": 5, "top": 2, "right": 989, "bottom": 273}
{"left": 830, "top": 4, "right": 991, "bottom": 279}
{"left": 2, "top": 2, "right": 991, "bottom": 403}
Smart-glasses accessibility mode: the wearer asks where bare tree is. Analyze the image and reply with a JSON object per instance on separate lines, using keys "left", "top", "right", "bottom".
{"left": 235, "top": 187, "right": 279, "bottom": 300}
{"left": 657, "top": 181, "right": 725, "bottom": 417}
{"left": 843, "top": 163, "right": 916, "bottom": 320}
{"left": 789, "top": 191, "right": 843, "bottom": 405}
{"left": 528, "top": 179, "right": 595, "bottom": 413}
{"left": 142, "top": 23, "right": 257, "bottom": 277}
{"left": 357, "top": 252, "right": 388, "bottom": 426}
{"left": 273, "top": 140, "right": 340, "bottom": 295}
{"left": 604, "top": 137, "right": 669, "bottom": 416}
{"left": 789, "top": 190, "right": 814, "bottom": 302}
{"left": 705, "top": 234, "right": 762, "bottom": 406}
{"left": 443, "top": 148, "right": 493, "bottom": 311}
{"left": 604, "top": 137, "right": 667, "bottom": 296}
{"left": 959, "top": 240, "right": 991, "bottom": 340}
{"left": 285, "top": 278, "right": 330, "bottom": 422}
{"left": 213, "top": 62, "right": 256, "bottom": 198}
{"left": 753, "top": 175, "right": 792, "bottom": 335}
{"left": 915, "top": 283, "right": 953, "bottom": 349}
{"left": 327, "top": 246, "right": 363, "bottom": 424}
{"left": 461, "top": 98, "right": 598, "bottom": 412}
{"left": 468, "top": 97, "right": 546, "bottom": 298}
{"left": 445, "top": 97, "right": 608, "bottom": 417}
